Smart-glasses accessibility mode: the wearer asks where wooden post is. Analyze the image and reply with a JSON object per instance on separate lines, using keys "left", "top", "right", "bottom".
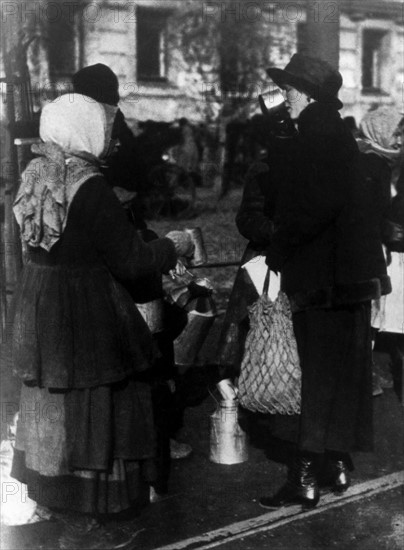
{"left": 0, "top": 2, "right": 32, "bottom": 335}
{"left": 1, "top": 78, "right": 23, "bottom": 308}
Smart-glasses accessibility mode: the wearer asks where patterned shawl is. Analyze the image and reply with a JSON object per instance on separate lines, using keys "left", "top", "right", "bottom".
{"left": 13, "top": 94, "right": 117, "bottom": 251}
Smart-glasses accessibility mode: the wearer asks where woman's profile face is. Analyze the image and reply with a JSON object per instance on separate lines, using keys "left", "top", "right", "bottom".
{"left": 282, "top": 85, "right": 311, "bottom": 122}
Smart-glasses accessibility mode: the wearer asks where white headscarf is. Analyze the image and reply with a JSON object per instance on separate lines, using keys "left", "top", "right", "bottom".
{"left": 14, "top": 94, "right": 117, "bottom": 251}
{"left": 40, "top": 93, "right": 107, "bottom": 156}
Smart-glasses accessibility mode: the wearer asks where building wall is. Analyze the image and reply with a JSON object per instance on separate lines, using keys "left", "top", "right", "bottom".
{"left": 339, "top": 10, "right": 404, "bottom": 125}
{"left": 20, "top": 0, "right": 403, "bottom": 128}
{"left": 78, "top": 1, "right": 300, "bottom": 127}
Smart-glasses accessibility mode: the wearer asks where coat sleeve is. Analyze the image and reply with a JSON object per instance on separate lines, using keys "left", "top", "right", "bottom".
{"left": 236, "top": 163, "right": 274, "bottom": 246}
{"left": 82, "top": 177, "right": 177, "bottom": 280}
{"left": 266, "top": 159, "right": 349, "bottom": 271}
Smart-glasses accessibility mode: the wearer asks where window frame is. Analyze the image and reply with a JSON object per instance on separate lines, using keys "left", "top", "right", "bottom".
{"left": 136, "top": 7, "right": 171, "bottom": 83}
{"left": 361, "top": 28, "right": 390, "bottom": 95}
{"left": 359, "top": 20, "right": 392, "bottom": 97}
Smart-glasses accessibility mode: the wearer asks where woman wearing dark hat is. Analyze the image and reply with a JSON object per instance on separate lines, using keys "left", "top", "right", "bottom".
{"left": 73, "top": 64, "right": 195, "bottom": 477}
{"left": 73, "top": 63, "right": 147, "bottom": 197}
{"left": 255, "top": 54, "right": 390, "bottom": 509}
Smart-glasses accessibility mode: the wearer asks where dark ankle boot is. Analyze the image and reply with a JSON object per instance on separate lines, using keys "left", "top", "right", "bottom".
{"left": 320, "top": 452, "right": 353, "bottom": 493}
{"left": 259, "top": 454, "right": 320, "bottom": 509}
{"left": 329, "top": 460, "right": 351, "bottom": 493}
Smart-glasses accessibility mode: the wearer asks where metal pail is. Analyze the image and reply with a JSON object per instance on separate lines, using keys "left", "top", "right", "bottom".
{"left": 136, "top": 299, "right": 164, "bottom": 334}
{"left": 173, "top": 310, "right": 215, "bottom": 365}
{"left": 209, "top": 400, "right": 248, "bottom": 465}
{"left": 185, "top": 227, "right": 208, "bottom": 266}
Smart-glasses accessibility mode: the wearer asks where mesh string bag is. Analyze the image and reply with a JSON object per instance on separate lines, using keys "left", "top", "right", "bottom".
{"left": 237, "top": 270, "right": 301, "bottom": 414}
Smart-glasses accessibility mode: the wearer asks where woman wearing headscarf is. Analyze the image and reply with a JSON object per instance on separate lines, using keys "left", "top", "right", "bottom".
{"left": 256, "top": 54, "right": 390, "bottom": 509}
{"left": 9, "top": 94, "right": 191, "bottom": 533}
{"left": 358, "top": 108, "right": 404, "bottom": 365}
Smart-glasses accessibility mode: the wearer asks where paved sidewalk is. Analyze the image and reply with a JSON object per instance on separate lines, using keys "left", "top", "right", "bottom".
{"left": 2, "top": 349, "right": 404, "bottom": 550}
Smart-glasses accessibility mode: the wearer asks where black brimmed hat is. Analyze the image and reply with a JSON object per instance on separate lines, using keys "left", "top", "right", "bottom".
{"left": 267, "top": 54, "right": 343, "bottom": 110}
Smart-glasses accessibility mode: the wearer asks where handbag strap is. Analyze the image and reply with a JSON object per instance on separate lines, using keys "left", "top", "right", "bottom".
{"left": 263, "top": 267, "right": 270, "bottom": 295}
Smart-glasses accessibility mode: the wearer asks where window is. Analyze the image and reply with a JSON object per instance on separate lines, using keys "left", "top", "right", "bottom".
{"left": 137, "top": 8, "right": 169, "bottom": 82}
{"left": 361, "top": 29, "right": 389, "bottom": 93}
{"left": 48, "top": 12, "right": 76, "bottom": 78}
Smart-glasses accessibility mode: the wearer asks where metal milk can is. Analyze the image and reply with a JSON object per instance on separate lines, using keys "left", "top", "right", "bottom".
{"left": 209, "top": 400, "right": 249, "bottom": 465}
{"left": 135, "top": 299, "right": 165, "bottom": 333}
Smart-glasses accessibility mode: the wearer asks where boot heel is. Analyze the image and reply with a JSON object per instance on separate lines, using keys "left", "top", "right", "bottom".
{"left": 333, "top": 462, "right": 351, "bottom": 493}
{"left": 320, "top": 453, "right": 353, "bottom": 494}
{"left": 301, "top": 485, "right": 320, "bottom": 507}
{"left": 259, "top": 454, "right": 320, "bottom": 509}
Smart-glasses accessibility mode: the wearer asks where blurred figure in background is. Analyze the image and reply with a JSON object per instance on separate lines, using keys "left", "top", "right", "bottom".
{"left": 358, "top": 108, "right": 404, "bottom": 393}
{"left": 74, "top": 64, "right": 194, "bottom": 484}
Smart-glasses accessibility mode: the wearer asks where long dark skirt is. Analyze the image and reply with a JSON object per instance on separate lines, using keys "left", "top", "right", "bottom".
{"left": 11, "top": 379, "right": 156, "bottom": 515}
{"left": 270, "top": 302, "right": 373, "bottom": 454}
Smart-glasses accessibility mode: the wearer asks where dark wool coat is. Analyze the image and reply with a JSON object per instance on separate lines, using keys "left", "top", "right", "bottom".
{"left": 10, "top": 176, "right": 177, "bottom": 389}
{"left": 266, "top": 103, "right": 391, "bottom": 310}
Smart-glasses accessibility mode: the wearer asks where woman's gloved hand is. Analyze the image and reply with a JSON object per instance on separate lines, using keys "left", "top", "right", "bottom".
{"left": 165, "top": 230, "right": 195, "bottom": 258}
